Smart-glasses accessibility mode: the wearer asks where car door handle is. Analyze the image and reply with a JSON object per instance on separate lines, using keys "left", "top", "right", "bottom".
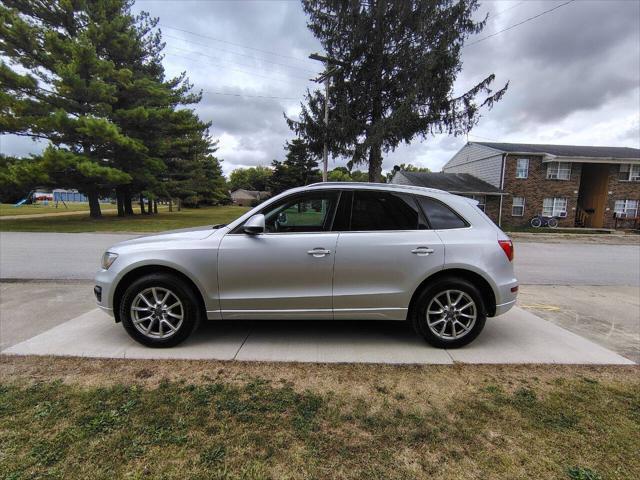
{"left": 411, "top": 247, "right": 434, "bottom": 256}
{"left": 307, "top": 248, "right": 331, "bottom": 257}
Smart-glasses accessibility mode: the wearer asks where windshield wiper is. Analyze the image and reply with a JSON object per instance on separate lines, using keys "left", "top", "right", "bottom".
{"left": 212, "top": 224, "right": 227, "bottom": 229}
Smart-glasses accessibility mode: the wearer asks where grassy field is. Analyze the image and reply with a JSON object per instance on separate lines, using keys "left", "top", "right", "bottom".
{"left": 0, "top": 203, "right": 104, "bottom": 217}
{"left": 1, "top": 357, "right": 638, "bottom": 480}
{"left": 0, "top": 206, "right": 250, "bottom": 233}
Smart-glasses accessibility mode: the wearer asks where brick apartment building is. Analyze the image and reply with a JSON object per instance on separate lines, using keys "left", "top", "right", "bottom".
{"left": 433, "top": 142, "right": 640, "bottom": 229}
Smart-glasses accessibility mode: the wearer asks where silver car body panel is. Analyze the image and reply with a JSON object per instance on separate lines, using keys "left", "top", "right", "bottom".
{"left": 95, "top": 182, "right": 517, "bottom": 321}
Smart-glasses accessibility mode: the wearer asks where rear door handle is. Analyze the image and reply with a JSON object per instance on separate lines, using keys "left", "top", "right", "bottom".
{"left": 307, "top": 248, "right": 331, "bottom": 257}
{"left": 411, "top": 247, "right": 434, "bottom": 256}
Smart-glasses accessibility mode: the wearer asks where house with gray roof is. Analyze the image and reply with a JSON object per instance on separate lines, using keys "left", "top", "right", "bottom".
{"left": 439, "top": 142, "right": 640, "bottom": 229}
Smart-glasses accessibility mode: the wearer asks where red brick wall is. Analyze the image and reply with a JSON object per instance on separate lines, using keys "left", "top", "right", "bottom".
{"left": 603, "top": 165, "right": 640, "bottom": 229}
{"left": 500, "top": 155, "right": 582, "bottom": 228}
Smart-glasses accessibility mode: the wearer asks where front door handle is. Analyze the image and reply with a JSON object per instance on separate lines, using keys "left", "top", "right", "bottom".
{"left": 411, "top": 247, "right": 434, "bottom": 256}
{"left": 307, "top": 248, "right": 331, "bottom": 258}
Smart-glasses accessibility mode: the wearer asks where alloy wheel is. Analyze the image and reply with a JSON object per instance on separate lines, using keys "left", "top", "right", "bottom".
{"left": 130, "top": 287, "right": 184, "bottom": 339}
{"left": 425, "top": 289, "right": 477, "bottom": 340}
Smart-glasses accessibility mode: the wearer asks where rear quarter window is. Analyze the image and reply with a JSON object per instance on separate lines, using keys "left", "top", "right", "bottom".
{"left": 417, "top": 196, "right": 468, "bottom": 229}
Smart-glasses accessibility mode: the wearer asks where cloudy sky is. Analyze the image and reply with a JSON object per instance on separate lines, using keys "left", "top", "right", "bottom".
{"left": 1, "top": 0, "right": 639, "bottom": 175}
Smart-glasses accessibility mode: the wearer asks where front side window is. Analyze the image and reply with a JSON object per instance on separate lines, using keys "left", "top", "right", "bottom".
{"left": 542, "top": 197, "right": 567, "bottom": 217}
{"left": 350, "top": 191, "right": 422, "bottom": 231}
{"left": 512, "top": 196, "right": 525, "bottom": 216}
{"left": 614, "top": 199, "right": 639, "bottom": 218}
{"left": 546, "top": 162, "right": 572, "bottom": 180}
{"left": 618, "top": 164, "right": 640, "bottom": 181}
{"left": 260, "top": 191, "right": 339, "bottom": 233}
{"left": 515, "top": 158, "right": 529, "bottom": 178}
{"left": 418, "top": 196, "right": 468, "bottom": 229}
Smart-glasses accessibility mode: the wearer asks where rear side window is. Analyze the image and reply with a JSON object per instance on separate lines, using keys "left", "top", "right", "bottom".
{"left": 418, "top": 196, "right": 468, "bottom": 229}
{"left": 350, "top": 191, "right": 422, "bottom": 231}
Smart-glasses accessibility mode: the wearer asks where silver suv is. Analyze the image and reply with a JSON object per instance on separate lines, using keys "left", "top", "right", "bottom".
{"left": 95, "top": 183, "right": 518, "bottom": 348}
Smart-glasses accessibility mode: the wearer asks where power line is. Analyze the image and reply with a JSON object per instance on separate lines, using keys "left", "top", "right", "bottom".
{"left": 202, "top": 90, "right": 299, "bottom": 101}
{"left": 466, "top": 0, "right": 576, "bottom": 47}
{"left": 162, "top": 33, "right": 318, "bottom": 74}
{"left": 488, "top": 1, "right": 526, "bottom": 22}
{"left": 163, "top": 51, "right": 311, "bottom": 85}
{"left": 160, "top": 24, "right": 315, "bottom": 65}
{"left": 166, "top": 45, "right": 311, "bottom": 80}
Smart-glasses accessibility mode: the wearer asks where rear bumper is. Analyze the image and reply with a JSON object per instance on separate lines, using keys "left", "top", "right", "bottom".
{"left": 494, "top": 298, "right": 516, "bottom": 316}
{"left": 492, "top": 277, "right": 518, "bottom": 317}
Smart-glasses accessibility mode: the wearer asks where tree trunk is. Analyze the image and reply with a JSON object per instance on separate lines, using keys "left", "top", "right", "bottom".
{"left": 147, "top": 198, "right": 153, "bottom": 215}
{"left": 169, "top": 198, "right": 173, "bottom": 212}
{"left": 177, "top": 198, "right": 182, "bottom": 211}
{"left": 368, "top": 144, "right": 383, "bottom": 182}
{"left": 153, "top": 200, "right": 158, "bottom": 214}
{"left": 87, "top": 191, "right": 102, "bottom": 219}
{"left": 139, "top": 194, "right": 145, "bottom": 215}
{"left": 116, "top": 187, "right": 125, "bottom": 217}
{"left": 124, "top": 187, "right": 134, "bottom": 215}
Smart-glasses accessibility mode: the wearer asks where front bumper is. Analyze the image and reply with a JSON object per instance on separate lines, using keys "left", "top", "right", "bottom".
{"left": 95, "top": 268, "right": 116, "bottom": 318}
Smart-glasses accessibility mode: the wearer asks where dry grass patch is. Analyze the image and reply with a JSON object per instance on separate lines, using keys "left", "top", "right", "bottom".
{"left": 1, "top": 356, "right": 638, "bottom": 480}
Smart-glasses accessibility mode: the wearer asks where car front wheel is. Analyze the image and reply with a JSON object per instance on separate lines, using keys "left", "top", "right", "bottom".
{"left": 119, "top": 273, "right": 201, "bottom": 348}
{"left": 412, "top": 277, "right": 486, "bottom": 348}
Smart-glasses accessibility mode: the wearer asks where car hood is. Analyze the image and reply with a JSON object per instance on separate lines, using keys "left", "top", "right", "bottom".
{"left": 111, "top": 226, "right": 219, "bottom": 249}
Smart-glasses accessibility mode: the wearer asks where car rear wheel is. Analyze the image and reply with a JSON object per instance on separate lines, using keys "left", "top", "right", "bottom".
{"left": 119, "top": 273, "right": 201, "bottom": 347}
{"left": 412, "top": 277, "right": 486, "bottom": 348}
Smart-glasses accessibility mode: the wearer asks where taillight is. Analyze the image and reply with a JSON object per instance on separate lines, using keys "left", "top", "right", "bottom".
{"left": 498, "top": 239, "right": 514, "bottom": 262}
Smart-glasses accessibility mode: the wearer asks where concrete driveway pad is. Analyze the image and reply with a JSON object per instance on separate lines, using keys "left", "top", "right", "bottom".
{"left": 2, "top": 307, "right": 634, "bottom": 364}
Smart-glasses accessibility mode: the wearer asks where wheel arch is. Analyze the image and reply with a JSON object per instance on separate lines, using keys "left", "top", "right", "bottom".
{"left": 408, "top": 268, "right": 497, "bottom": 320}
{"left": 112, "top": 265, "right": 207, "bottom": 323}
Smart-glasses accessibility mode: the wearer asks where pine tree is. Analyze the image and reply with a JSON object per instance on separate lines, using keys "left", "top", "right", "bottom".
{"left": 0, "top": 0, "right": 141, "bottom": 217}
{"left": 289, "top": 0, "right": 508, "bottom": 182}
{"left": 269, "top": 139, "right": 321, "bottom": 194}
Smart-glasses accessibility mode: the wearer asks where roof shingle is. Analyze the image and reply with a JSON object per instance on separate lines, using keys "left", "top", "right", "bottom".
{"left": 473, "top": 142, "right": 640, "bottom": 159}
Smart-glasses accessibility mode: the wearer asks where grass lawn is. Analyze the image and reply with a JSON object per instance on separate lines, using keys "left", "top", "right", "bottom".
{"left": 1, "top": 357, "right": 638, "bottom": 480}
{"left": 0, "top": 202, "right": 105, "bottom": 217}
{"left": 0, "top": 205, "right": 250, "bottom": 233}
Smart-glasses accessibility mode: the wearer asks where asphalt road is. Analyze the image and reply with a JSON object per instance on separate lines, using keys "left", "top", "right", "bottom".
{"left": 1, "top": 231, "right": 638, "bottom": 285}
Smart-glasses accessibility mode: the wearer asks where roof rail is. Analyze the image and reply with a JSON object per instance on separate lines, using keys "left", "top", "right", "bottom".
{"left": 305, "top": 181, "right": 449, "bottom": 195}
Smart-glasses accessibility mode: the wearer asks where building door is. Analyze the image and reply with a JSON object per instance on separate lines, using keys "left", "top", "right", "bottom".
{"left": 577, "top": 164, "right": 609, "bottom": 228}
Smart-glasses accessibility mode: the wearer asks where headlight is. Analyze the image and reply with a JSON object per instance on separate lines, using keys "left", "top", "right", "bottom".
{"left": 101, "top": 252, "right": 118, "bottom": 270}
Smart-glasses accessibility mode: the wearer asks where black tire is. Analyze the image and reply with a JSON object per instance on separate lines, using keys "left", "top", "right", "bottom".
{"left": 411, "top": 277, "right": 486, "bottom": 348}
{"left": 119, "top": 273, "right": 202, "bottom": 348}
{"left": 530, "top": 217, "right": 542, "bottom": 228}
{"left": 547, "top": 218, "right": 558, "bottom": 228}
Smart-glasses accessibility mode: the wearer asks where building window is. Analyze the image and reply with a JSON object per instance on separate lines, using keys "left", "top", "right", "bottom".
{"left": 542, "top": 197, "right": 568, "bottom": 217}
{"left": 546, "top": 162, "right": 572, "bottom": 180}
{"left": 468, "top": 195, "right": 486, "bottom": 212}
{"left": 512, "top": 197, "right": 525, "bottom": 216}
{"left": 614, "top": 199, "right": 639, "bottom": 218}
{"left": 618, "top": 164, "right": 640, "bottom": 181}
{"left": 515, "top": 158, "right": 529, "bottom": 179}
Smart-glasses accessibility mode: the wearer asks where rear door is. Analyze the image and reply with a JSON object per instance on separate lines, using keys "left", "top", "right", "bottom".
{"left": 332, "top": 190, "right": 444, "bottom": 320}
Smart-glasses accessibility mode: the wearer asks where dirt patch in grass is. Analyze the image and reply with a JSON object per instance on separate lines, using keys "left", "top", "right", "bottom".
{"left": 1, "top": 356, "right": 638, "bottom": 479}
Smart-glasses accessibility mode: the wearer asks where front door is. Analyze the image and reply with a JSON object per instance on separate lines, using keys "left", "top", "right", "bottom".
{"left": 332, "top": 190, "right": 445, "bottom": 320}
{"left": 218, "top": 190, "right": 340, "bottom": 319}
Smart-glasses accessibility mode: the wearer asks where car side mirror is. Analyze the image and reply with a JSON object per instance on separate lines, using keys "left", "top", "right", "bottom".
{"left": 244, "top": 214, "right": 265, "bottom": 235}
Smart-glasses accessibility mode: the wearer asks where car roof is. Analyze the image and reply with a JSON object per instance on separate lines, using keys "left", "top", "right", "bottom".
{"left": 304, "top": 182, "right": 449, "bottom": 196}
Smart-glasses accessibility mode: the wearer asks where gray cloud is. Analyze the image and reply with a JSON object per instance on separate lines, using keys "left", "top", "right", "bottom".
{"left": 1, "top": 0, "right": 638, "bottom": 175}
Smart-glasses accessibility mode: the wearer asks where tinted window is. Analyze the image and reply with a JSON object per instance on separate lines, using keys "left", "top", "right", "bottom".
{"left": 350, "top": 191, "right": 421, "bottom": 231}
{"left": 332, "top": 190, "right": 353, "bottom": 231}
{"left": 260, "top": 191, "right": 339, "bottom": 233}
{"left": 418, "top": 196, "right": 468, "bottom": 229}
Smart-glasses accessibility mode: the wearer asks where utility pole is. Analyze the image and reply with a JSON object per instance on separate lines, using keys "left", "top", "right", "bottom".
{"left": 309, "top": 53, "right": 349, "bottom": 182}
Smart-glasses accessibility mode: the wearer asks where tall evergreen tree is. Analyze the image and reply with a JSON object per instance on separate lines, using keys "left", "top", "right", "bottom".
{"left": 289, "top": 0, "right": 508, "bottom": 182}
{"left": 269, "top": 139, "right": 321, "bottom": 194}
{"left": 0, "top": 0, "right": 141, "bottom": 217}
